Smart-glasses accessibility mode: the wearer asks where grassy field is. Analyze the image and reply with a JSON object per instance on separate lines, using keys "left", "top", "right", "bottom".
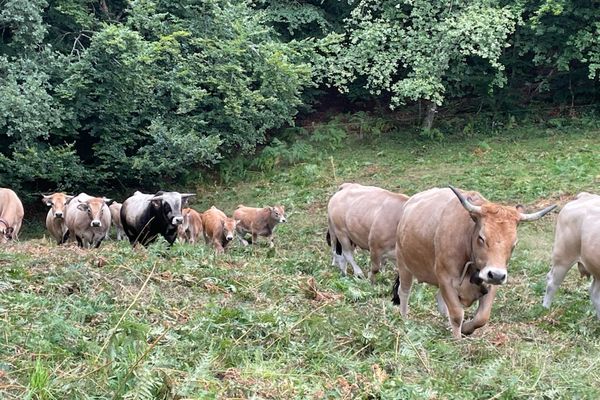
{"left": 2, "top": 123, "right": 600, "bottom": 399}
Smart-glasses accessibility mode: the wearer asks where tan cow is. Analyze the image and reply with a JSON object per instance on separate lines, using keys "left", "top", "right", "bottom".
{"left": 233, "top": 205, "right": 286, "bottom": 248}
{"left": 393, "top": 186, "right": 556, "bottom": 338}
{"left": 327, "top": 183, "right": 409, "bottom": 282}
{"left": 109, "top": 202, "right": 125, "bottom": 241}
{"left": 0, "top": 188, "right": 24, "bottom": 243}
{"left": 202, "top": 206, "right": 237, "bottom": 254}
{"left": 42, "top": 193, "right": 74, "bottom": 244}
{"left": 177, "top": 207, "right": 204, "bottom": 244}
{"left": 543, "top": 192, "right": 600, "bottom": 317}
{"left": 64, "top": 193, "right": 112, "bottom": 248}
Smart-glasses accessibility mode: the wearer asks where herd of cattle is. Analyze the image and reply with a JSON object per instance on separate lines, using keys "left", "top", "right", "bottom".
{"left": 1, "top": 183, "right": 599, "bottom": 337}
{"left": 0, "top": 189, "right": 286, "bottom": 253}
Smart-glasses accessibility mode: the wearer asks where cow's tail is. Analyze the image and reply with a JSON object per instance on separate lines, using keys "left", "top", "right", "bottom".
{"left": 391, "top": 274, "right": 401, "bottom": 305}
{"left": 326, "top": 230, "right": 343, "bottom": 256}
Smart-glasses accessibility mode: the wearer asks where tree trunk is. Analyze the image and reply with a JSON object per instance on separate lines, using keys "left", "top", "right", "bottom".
{"left": 422, "top": 101, "right": 437, "bottom": 130}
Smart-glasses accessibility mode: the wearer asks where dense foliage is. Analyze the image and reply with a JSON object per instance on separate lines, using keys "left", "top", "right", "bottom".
{"left": 0, "top": 0, "right": 598, "bottom": 195}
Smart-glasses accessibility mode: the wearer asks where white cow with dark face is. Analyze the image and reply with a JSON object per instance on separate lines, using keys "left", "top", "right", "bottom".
{"left": 120, "top": 191, "right": 195, "bottom": 246}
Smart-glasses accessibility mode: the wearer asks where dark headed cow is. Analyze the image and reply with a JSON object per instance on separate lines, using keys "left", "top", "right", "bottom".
{"left": 42, "top": 193, "right": 74, "bottom": 244}
{"left": 121, "top": 191, "right": 195, "bottom": 246}
{"left": 64, "top": 193, "right": 112, "bottom": 248}
{"left": 0, "top": 188, "right": 24, "bottom": 243}
{"left": 327, "top": 183, "right": 409, "bottom": 282}
{"left": 393, "top": 186, "right": 556, "bottom": 338}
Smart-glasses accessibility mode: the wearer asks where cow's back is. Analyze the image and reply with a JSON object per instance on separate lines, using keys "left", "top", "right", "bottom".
{"left": 328, "top": 184, "right": 391, "bottom": 250}
{"left": 397, "top": 188, "right": 480, "bottom": 284}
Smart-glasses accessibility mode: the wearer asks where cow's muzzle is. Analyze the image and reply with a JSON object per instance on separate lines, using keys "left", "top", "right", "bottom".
{"left": 91, "top": 220, "right": 101, "bottom": 227}
{"left": 280, "top": 217, "right": 286, "bottom": 223}
{"left": 172, "top": 216, "right": 183, "bottom": 225}
{"left": 225, "top": 234, "right": 234, "bottom": 241}
{"left": 480, "top": 267, "right": 507, "bottom": 285}
{"left": 54, "top": 212, "right": 64, "bottom": 219}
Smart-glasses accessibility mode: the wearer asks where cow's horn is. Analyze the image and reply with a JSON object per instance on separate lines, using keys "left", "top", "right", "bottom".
{"left": 151, "top": 195, "right": 164, "bottom": 201}
{"left": 449, "top": 185, "right": 482, "bottom": 214}
{"left": 519, "top": 204, "right": 557, "bottom": 222}
{"left": 181, "top": 193, "right": 196, "bottom": 198}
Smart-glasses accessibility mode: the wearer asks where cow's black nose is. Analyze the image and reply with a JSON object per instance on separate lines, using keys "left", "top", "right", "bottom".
{"left": 488, "top": 270, "right": 506, "bottom": 282}
{"left": 55, "top": 212, "right": 63, "bottom": 218}
{"left": 91, "top": 221, "right": 101, "bottom": 227}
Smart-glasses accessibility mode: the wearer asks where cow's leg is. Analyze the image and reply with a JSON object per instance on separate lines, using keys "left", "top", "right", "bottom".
{"left": 213, "top": 239, "right": 224, "bottom": 254}
{"left": 397, "top": 268, "right": 413, "bottom": 317}
{"left": 75, "top": 236, "right": 83, "bottom": 248}
{"left": 369, "top": 248, "right": 382, "bottom": 284}
{"left": 543, "top": 256, "right": 576, "bottom": 308}
{"left": 252, "top": 232, "right": 258, "bottom": 246}
{"left": 461, "top": 285, "right": 498, "bottom": 335}
{"left": 337, "top": 236, "right": 364, "bottom": 278}
{"left": 436, "top": 290, "right": 448, "bottom": 317}
{"left": 268, "top": 234, "right": 274, "bottom": 248}
{"left": 589, "top": 277, "right": 600, "bottom": 319}
{"left": 438, "top": 278, "right": 465, "bottom": 339}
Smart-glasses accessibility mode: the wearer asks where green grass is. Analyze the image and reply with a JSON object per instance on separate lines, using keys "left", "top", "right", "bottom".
{"left": 2, "top": 124, "right": 600, "bottom": 399}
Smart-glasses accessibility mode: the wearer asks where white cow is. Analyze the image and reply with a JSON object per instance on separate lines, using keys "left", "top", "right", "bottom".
{"left": 544, "top": 192, "right": 600, "bottom": 317}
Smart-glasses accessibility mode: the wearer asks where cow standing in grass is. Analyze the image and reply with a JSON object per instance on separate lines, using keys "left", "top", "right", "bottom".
{"left": 0, "top": 188, "right": 24, "bottom": 243}
{"left": 543, "top": 192, "right": 600, "bottom": 318}
{"left": 202, "top": 206, "right": 237, "bottom": 254}
{"left": 64, "top": 193, "right": 112, "bottom": 248}
{"left": 177, "top": 208, "right": 204, "bottom": 244}
{"left": 109, "top": 202, "right": 125, "bottom": 241}
{"left": 43, "top": 193, "right": 74, "bottom": 244}
{"left": 121, "top": 191, "right": 195, "bottom": 246}
{"left": 327, "top": 182, "right": 409, "bottom": 282}
{"left": 393, "top": 186, "right": 556, "bottom": 338}
{"left": 233, "top": 205, "right": 286, "bottom": 248}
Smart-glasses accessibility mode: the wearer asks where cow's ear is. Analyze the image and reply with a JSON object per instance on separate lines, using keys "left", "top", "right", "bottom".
{"left": 103, "top": 198, "right": 114, "bottom": 206}
{"left": 77, "top": 203, "right": 89, "bottom": 212}
{"left": 65, "top": 196, "right": 75, "bottom": 205}
{"left": 151, "top": 200, "right": 162, "bottom": 209}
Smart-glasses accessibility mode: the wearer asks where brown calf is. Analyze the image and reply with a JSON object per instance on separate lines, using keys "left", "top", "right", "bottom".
{"left": 177, "top": 208, "right": 204, "bottom": 244}
{"left": 202, "top": 206, "right": 237, "bottom": 254}
{"left": 233, "top": 205, "right": 286, "bottom": 248}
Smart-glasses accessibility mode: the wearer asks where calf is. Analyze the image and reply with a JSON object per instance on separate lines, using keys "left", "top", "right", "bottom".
{"left": 64, "top": 193, "right": 111, "bottom": 248}
{"left": 42, "top": 193, "right": 73, "bottom": 244}
{"left": 177, "top": 208, "right": 204, "bottom": 244}
{"left": 543, "top": 192, "right": 600, "bottom": 318}
{"left": 327, "top": 183, "right": 409, "bottom": 282}
{"left": 202, "top": 206, "right": 237, "bottom": 254}
{"left": 233, "top": 205, "right": 286, "bottom": 248}
{"left": 120, "top": 191, "right": 195, "bottom": 246}
{"left": 109, "top": 202, "right": 125, "bottom": 241}
{"left": 0, "top": 188, "right": 24, "bottom": 243}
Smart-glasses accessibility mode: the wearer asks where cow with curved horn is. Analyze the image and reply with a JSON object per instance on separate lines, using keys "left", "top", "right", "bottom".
{"left": 393, "top": 185, "right": 556, "bottom": 338}
{"left": 120, "top": 191, "right": 196, "bottom": 246}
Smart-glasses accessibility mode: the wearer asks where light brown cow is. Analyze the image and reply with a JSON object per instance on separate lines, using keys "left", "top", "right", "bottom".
{"left": 327, "top": 183, "right": 409, "bottom": 282}
{"left": 233, "top": 205, "right": 286, "bottom": 248}
{"left": 543, "top": 192, "right": 600, "bottom": 317}
{"left": 0, "top": 188, "right": 24, "bottom": 243}
{"left": 109, "top": 202, "right": 125, "bottom": 241}
{"left": 177, "top": 207, "right": 204, "bottom": 244}
{"left": 393, "top": 186, "right": 556, "bottom": 338}
{"left": 64, "top": 193, "right": 112, "bottom": 248}
{"left": 202, "top": 206, "right": 237, "bottom": 254}
{"left": 43, "top": 193, "right": 74, "bottom": 244}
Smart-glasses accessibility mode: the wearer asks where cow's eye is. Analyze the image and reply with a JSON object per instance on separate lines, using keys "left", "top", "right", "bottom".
{"left": 478, "top": 235, "right": 485, "bottom": 244}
